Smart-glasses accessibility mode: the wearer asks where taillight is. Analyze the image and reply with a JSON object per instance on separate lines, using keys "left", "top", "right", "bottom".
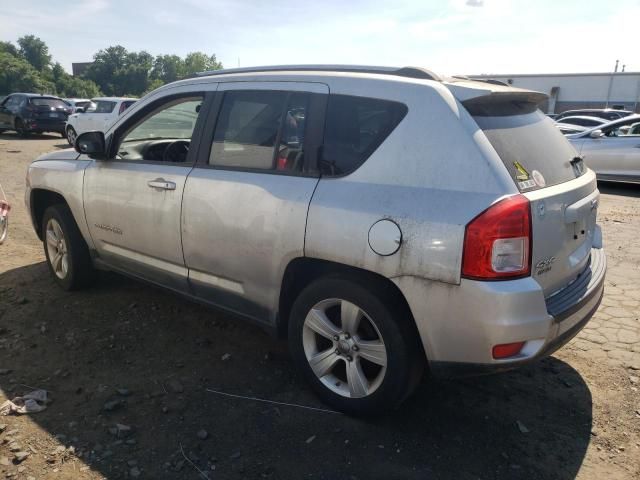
{"left": 462, "top": 194, "right": 531, "bottom": 280}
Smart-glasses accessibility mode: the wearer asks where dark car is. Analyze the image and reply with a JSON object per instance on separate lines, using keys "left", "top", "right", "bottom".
{"left": 0, "top": 93, "right": 72, "bottom": 137}
{"left": 555, "top": 108, "right": 634, "bottom": 122}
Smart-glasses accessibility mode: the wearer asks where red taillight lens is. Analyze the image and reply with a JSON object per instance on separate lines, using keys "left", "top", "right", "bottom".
{"left": 462, "top": 194, "right": 531, "bottom": 280}
{"left": 492, "top": 341, "right": 525, "bottom": 359}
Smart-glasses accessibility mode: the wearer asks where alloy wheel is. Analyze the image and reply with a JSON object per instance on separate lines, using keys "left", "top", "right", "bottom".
{"left": 302, "top": 298, "right": 388, "bottom": 398}
{"left": 45, "top": 218, "right": 69, "bottom": 279}
{"left": 67, "top": 127, "right": 76, "bottom": 146}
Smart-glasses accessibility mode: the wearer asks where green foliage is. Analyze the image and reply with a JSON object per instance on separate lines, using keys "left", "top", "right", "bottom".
{"left": 0, "top": 41, "right": 19, "bottom": 57}
{"left": 0, "top": 36, "right": 223, "bottom": 98}
{"left": 17, "top": 35, "right": 51, "bottom": 71}
{"left": 0, "top": 52, "right": 55, "bottom": 94}
{"left": 183, "top": 52, "right": 223, "bottom": 74}
{"left": 87, "top": 46, "right": 222, "bottom": 97}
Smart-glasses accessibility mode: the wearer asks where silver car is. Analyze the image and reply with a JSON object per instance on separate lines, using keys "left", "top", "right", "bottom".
{"left": 568, "top": 114, "right": 640, "bottom": 183}
{"left": 25, "top": 65, "right": 606, "bottom": 415}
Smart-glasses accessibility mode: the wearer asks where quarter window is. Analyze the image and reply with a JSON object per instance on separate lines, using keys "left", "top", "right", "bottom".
{"left": 320, "top": 95, "right": 408, "bottom": 176}
{"left": 209, "top": 90, "right": 310, "bottom": 172}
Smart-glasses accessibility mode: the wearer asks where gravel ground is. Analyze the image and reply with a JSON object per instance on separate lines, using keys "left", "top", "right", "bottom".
{"left": 0, "top": 133, "right": 639, "bottom": 480}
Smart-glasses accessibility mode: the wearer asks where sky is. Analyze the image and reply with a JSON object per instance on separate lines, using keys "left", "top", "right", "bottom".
{"left": 1, "top": 0, "right": 639, "bottom": 76}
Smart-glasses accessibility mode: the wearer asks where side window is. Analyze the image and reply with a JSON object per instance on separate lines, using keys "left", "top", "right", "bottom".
{"left": 320, "top": 95, "right": 408, "bottom": 176}
{"left": 116, "top": 95, "right": 203, "bottom": 163}
{"left": 119, "top": 100, "right": 136, "bottom": 115}
{"left": 209, "top": 90, "right": 310, "bottom": 172}
{"left": 95, "top": 101, "right": 116, "bottom": 114}
{"left": 3, "top": 96, "right": 16, "bottom": 108}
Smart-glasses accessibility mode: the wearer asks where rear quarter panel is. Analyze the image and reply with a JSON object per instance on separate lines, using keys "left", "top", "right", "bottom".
{"left": 305, "top": 78, "right": 517, "bottom": 285}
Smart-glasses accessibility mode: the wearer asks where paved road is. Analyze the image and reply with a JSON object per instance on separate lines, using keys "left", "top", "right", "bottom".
{"left": 571, "top": 183, "right": 640, "bottom": 369}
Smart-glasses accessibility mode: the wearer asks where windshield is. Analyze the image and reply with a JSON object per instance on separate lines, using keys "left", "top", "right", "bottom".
{"left": 29, "top": 98, "right": 67, "bottom": 108}
{"left": 474, "top": 110, "right": 584, "bottom": 192}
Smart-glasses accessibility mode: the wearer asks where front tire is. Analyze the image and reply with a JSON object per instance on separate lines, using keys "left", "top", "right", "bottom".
{"left": 66, "top": 126, "right": 77, "bottom": 146}
{"left": 288, "top": 275, "right": 423, "bottom": 416}
{"left": 42, "top": 204, "right": 95, "bottom": 290}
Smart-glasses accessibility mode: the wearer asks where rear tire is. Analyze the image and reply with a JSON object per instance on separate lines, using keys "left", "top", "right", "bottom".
{"left": 288, "top": 275, "right": 423, "bottom": 416}
{"left": 15, "top": 119, "right": 28, "bottom": 137}
{"left": 42, "top": 204, "right": 96, "bottom": 291}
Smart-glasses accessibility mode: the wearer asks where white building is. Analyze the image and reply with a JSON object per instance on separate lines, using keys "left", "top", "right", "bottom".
{"left": 471, "top": 72, "right": 640, "bottom": 114}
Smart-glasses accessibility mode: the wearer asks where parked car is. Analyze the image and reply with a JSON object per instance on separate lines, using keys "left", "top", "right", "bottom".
{"left": 65, "top": 97, "right": 136, "bottom": 146}
{"left": 26, "top": 65, "right": 605, "bottom": 415}
{"left": 567, "top": 114, "right": 640, "bottom": 183}
{"left": 64, "top": 98, "right": 93, "bottom": 113}
{"left": 555, "top": 115, "right": 607, "bottom": 128}
{"left": 555, "top": 108, "right": 634, "bottom": 122}
{"left": 555, "top": 123, "right": 589, "bottom": 135}
{"left": 0, "top": 93, "right": 72, "bottom": 137}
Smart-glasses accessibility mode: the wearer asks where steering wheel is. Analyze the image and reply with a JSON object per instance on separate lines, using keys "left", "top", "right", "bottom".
{"left": 162, "top": 140, "right": 190, "bottom": 163}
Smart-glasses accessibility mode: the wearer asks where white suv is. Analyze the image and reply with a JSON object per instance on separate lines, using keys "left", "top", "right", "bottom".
{"left": 26, "top": 66, "right": 605, "bottom": 415}
{"left": 65, "top": 97, "right": 136, "bottom": 146}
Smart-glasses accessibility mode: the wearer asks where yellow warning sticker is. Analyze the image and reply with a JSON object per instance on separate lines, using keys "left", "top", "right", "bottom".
{"left": 513, "top": 161, "right": 530, "bottom": 181}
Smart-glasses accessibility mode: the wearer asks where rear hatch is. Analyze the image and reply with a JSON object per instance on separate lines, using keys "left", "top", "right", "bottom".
{"left": 28, "top": 97, "right": 70, "bottom": 121}
{"left": 448, "top": 80, "right": 599, "bottom": 297}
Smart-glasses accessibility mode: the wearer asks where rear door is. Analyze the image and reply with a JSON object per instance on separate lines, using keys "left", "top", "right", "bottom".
{"left": 470, "top": 104, "right": 599, "bottom": 297}
{"left": 84, "top": 100, "right": 116, "bottom": 133}
{"left": 181, "top": 81, "right": 328, "bottom": 322}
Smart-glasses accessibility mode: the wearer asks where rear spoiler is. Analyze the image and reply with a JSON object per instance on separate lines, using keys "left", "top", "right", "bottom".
{"left": 443, "top": 79, "right": 548, "bottom": 115}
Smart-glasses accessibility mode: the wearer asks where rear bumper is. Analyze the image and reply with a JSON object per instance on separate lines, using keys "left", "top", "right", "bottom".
{"left": 25, "top": 118, "right": 66, "bottom": 133}
{"left": 393, "top": 247, "right": 606, "bottom": 378}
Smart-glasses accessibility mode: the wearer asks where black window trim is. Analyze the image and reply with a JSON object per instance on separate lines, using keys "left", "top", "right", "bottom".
{"left": 102, "top": 91, "right": 214, "bottom": 167}
{"left": 194, "top": 89, "right": 326, "bottom": 179}
{"left": 318, "top": 93, "right": 409, "bottom": 179}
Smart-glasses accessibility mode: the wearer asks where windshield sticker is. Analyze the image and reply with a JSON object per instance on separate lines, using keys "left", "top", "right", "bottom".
{"left": 513, "top": 161, "right": 530, "bottom": 181}
{"left": 532, "top": 170, "right": 546, "bottom": 187}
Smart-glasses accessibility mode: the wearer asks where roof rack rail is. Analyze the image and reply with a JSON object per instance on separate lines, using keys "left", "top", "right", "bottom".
{"left": 194, "top": 65, "right": 440, "bottom": 81}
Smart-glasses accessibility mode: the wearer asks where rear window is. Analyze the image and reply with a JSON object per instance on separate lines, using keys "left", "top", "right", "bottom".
{"left": 320, "top": 95, "right": 407, "bottom": 176}
{"left": 29, "top": 97, "right": 67, "bottom": 108}
{"left": 473, "top": 109, "right": 585, "bottom": 191}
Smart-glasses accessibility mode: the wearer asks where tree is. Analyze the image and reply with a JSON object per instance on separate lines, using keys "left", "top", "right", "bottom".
{"left": 183, "top": 52, "right": 222, "bottom": 75}
{"left": 0, "top": 52, "right": 55, "bottom": 94}
{"left": 150, "top": 54, "right": 184, "bottom": 84}
{"left": 84, "top": 46, "right": 154, "bottom": 96}
{"left": 0, "top": 41, "right": 18, "bottom": 57}
{"left": 17, "top": 35, "right": 51, "bottom": 71}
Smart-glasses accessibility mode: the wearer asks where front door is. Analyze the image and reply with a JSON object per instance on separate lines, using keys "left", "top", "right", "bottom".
{"left": 181, "top": 82, "right": 328, "bottom": 322}
{"left": 582, "top": 129, "right": 640, "bottom": 181}
{"left": 83, "top": 92, "right": 210, "bottom": 291}
{"left": 0, "top": 96, "right": 17, "bottom": 128}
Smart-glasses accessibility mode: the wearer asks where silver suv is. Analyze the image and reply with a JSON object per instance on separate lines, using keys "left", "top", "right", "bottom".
{"left": 25, "top": 65, "right": 606, "bottom": 415}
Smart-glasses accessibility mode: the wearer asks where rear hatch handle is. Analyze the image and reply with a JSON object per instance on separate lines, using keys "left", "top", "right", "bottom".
{"left": 565, "top": 189, "right": 599, "bottom": 224}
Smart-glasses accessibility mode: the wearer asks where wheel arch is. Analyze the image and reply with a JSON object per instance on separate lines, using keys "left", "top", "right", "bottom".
{"left": 277, "top": 257, "right": 421, "bottom": 348}
{"left": 30, "top": 189, "right": 69, "bottom": 240}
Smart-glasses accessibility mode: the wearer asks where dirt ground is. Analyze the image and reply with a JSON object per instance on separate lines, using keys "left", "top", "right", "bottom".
{"left": 0, "top": 133, "right": 639, "bottom": 480}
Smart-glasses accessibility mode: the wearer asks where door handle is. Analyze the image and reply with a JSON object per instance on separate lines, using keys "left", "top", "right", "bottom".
{"left": 147, "top": 178, "right": 176, "bottom": 190}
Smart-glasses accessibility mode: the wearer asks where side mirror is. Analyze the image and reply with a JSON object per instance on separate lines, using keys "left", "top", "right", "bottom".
{"left": 75, "top": 131, "right": 107, "bottom": 159}
{"left": 589, "top": 129, "right": 603, "bottom": 138}
{"left": 76, "top": 107, "right": 85, "bottom": 113}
